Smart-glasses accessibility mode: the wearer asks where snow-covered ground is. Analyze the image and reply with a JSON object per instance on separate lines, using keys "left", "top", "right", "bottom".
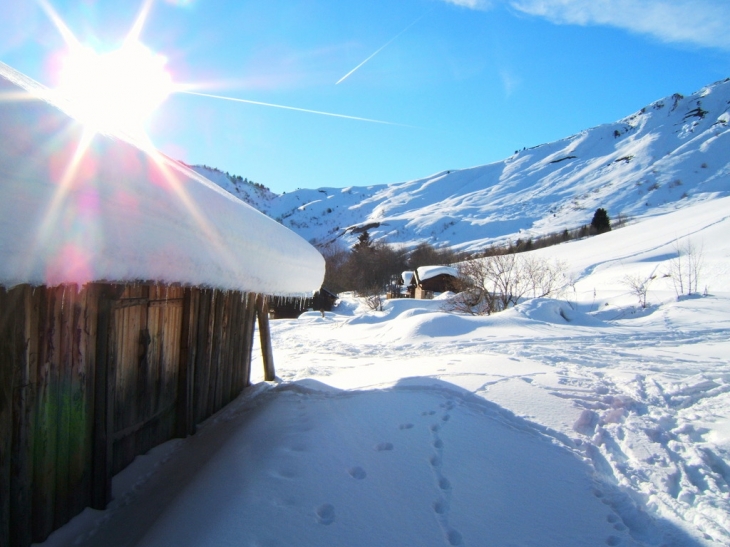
{"left": 36, "top": 196, "right": 730, "bottom": 547}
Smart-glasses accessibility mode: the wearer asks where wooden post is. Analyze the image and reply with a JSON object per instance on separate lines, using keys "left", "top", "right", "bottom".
{"left": 255, "top": 295, "right": 275, "bottom": 381}
{"left": 90, "top": 284, "right": 114, "bottom": 510}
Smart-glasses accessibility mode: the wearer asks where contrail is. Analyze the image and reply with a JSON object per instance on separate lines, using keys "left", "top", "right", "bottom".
{"left": 336, "top": 9, "right": 432, "bottom": 85}
{"left": 181, "top": 90, "right": 410, "bottom": 126}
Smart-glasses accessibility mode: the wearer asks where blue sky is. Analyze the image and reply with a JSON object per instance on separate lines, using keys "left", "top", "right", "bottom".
{"left": 1, "top": 0, "right": 729, "bottom": 193}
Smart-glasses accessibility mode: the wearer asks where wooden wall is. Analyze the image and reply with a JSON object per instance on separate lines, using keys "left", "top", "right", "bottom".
{"left": 0, "top": 283, "right": 273, "bottom": 547}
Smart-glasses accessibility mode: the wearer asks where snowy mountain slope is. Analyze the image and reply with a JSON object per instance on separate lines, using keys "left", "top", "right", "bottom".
{"left": 196, "top": 78, "right": 730, "bottom": 252}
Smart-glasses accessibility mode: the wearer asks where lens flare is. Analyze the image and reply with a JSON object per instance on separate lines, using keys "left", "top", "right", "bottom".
{"left": 57, "top": 41, "right": 173, "bottom": 137}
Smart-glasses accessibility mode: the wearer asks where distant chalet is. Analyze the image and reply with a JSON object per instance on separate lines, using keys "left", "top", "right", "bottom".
{"left": 0, "top": 62, "right": 324, "bottom": 547}
{"left": 414, "top": 265, "right": 458, "bottom": 299}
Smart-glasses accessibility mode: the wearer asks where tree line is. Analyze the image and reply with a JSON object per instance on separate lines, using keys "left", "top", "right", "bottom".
{"left": 317, "top": 208, "right": 617, "bottom": 300}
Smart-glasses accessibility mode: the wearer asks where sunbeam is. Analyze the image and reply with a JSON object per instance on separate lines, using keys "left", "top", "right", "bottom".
{"left": 27, "top": 125, "right": 96, "bottom": 277}
{"left": 336, "top": 9, "right": 433, "bottom": 85}
{"left": 37, "top": 0, "right": 80, "bottom": 49}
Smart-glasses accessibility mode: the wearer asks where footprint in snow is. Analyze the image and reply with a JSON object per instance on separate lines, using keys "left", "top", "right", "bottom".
{"left": 399, "top": 423, "right": 414, "bottom": 430}
{"left": 433, "top": 499, "right": 447, "bottom": 515}
{"left": 316, "top": 504, "right": 335, "bottom": 525}
{"left": 447, "top": 529, "right": 463, "bottom": 546}
{"left": 605, "top": 536, "right": 621, "bottom": 546}
{"left": 374, "top": 442, "right": 393, "bottom": 451}
{"left": 348, "top": 466, "right": 367, "bottom": 480}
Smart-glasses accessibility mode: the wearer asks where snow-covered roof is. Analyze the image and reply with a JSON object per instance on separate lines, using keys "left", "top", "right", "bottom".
{"left": 401, "top": 271, "right": 414, "bottom": 285}
{"left": 416, "top": 265, "right": 458, "bottom": 282}
{"left": 0, "top": 63, "right": 324, "bottom": 295}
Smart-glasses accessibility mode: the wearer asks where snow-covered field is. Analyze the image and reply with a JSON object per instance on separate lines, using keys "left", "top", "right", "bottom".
{"left": 37, "top": 196, "right": 730, "bottom": 547}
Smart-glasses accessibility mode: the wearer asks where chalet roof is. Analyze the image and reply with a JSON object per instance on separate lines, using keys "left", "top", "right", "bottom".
{"left": 0, "top": 63, "right": 324, "bottom": 295}
{"left": 401, "top": 271, "right": 415, "bottom": 285}
{"left": 415, "top": 265, "right": 458, "bottom": 283}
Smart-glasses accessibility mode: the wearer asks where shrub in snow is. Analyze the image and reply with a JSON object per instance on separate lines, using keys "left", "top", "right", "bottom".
{"left": 622, "top": 271, "right": 656, "bottom": 308}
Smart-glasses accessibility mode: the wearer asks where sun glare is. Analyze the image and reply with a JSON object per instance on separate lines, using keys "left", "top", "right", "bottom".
{"left": 57, "top": 40, "right": 173, "bottom": 138}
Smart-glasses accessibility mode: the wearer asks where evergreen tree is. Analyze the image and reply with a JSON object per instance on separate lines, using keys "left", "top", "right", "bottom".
{"left": 590, "top": 208, "right": 611, "bottom": 234}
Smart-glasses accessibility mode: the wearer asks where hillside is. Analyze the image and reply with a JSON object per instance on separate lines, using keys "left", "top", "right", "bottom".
{"left": 193, "top": 77, "right": 730, "bottom": 253}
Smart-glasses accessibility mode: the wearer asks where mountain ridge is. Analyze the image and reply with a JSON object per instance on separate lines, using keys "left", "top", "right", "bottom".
{"left": 192, "top": 77, "right": 730, "bottom": 253}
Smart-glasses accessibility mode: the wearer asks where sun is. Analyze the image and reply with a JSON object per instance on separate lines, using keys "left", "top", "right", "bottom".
{"left": 39, "top": 0, "right": 174, "bottom": 140}
{"left": 57, "top": 40, "right": 173, "bottom": 138}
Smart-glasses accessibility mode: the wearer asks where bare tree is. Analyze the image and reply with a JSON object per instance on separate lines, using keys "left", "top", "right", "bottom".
{"left": 622, "top": 271, "right": 655, "bottom": 308}
{"left": 523, "top": 256, "right": 568, "bottom": 299}
{"left": 668, "top": 238, "right": 704, "bottom": 297}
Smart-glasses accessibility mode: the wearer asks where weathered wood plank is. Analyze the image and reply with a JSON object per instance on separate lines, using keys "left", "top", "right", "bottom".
{"left": 230, "top": 292, "right": 242, "bottom": 399}
{"left": 205, "top": 290, "right": 221, "bottom": 418}
{"left": 31, "top": 286, "right": 59, "bottom": 541}
{"left": 9, "top": 285, "right": 37, "bottom": 547}
{"left": 91, "top": 284, "right": 114, "bottom": 510}
{"left": 192, "top": 289, "right": 210, "bottom": 424}
{"left": 0, "top": 286, "right": 21, "bottom": 547}
{"left": 54, "top": 286, "right": 73, "bottom": 529}
{"left": 256, "top": 295, "right": 276, "bottom": 381}
{"left": 176, "top": 288, "right": 197, "bottom": 437}
{"left": 241, "top": 293, "right": 257, "bottom": 388}
{"left": 212, "top": 291, "right": 230, "bottom": 411}
{"left": 67, "top": 285, "right": 92, "bottom": 519}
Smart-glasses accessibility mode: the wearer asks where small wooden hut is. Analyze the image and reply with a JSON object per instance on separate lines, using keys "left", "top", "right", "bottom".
{"left": 414, "top": 266, "right": 458, "bottom": 299}
{"left": 0, "top": 63, "right": 324, "bottom": 547}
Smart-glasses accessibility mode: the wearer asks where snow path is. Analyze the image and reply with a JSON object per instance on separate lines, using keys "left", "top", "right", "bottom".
{"left": 51, "top": 383, "right": 680, "bottom": 547}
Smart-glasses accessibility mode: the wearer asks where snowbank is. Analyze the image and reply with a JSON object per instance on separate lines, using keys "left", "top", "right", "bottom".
{"left": 0, "top": 62, "right": 324, "bottom": 295}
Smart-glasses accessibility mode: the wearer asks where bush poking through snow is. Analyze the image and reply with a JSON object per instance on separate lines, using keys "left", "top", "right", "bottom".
{"left": 446, "top": 255, "right": 567, "bottom": 315}
{"left": 622, "top": 271, "right": 656, "bottom": 308}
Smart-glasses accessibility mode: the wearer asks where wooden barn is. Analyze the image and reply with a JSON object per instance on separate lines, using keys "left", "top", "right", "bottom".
{"left": 414, "top": 266, "right": 459, "bottom": 299}
{"left": 0, "top": 63, "right": 325, "bottom": 547}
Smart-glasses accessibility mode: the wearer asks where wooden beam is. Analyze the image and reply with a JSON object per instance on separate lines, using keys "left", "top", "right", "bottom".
{"left": 255, "top": 295, "right": 275, "bottom": 382}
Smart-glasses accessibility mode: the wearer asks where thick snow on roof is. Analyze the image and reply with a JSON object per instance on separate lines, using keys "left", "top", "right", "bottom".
{"left": 416, "top": 265, "right": 458, "bottom": 282}
{"left": 0, "top": 63, "right": 324, "bottom": 295}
